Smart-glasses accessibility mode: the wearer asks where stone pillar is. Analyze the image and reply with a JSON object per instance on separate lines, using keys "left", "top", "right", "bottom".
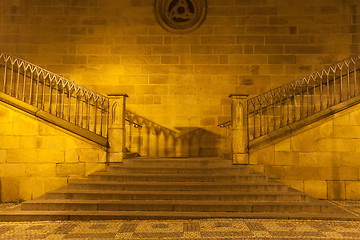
{"left": 107, "top": 94, "right": 128, "bottom": 163}
{"left": 229, "top": 94, "right": 249, "bottom": 164}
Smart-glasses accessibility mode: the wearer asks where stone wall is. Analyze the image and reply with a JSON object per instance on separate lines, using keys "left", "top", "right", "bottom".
{"left": 0, "top": 102, "right": 107, "bottom": 202}
{"left": 0, "top": 0, "right": 358, "bottom": 142}
{"left": 249, "top": 103, "right": 360, "bottom": 200}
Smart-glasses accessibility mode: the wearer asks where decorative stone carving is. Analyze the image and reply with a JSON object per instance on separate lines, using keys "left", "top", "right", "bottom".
{"left": 155, "top": 0, "right": 207, "bottom": 33}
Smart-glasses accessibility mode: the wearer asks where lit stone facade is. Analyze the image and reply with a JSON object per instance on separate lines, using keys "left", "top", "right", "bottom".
{"left": 0, "top": 0, "right": 360, "bottom": 201}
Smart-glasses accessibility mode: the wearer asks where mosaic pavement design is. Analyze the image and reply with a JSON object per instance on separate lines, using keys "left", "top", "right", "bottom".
{"left": 0, "top": 218, "right": 360, "bottom": 239}
{"left": 0, "top": 201, "right": 359, "bottom": 239}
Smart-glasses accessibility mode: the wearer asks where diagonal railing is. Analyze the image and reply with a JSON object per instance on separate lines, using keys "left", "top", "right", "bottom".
{"left": 247, "top": 55, "right": 360, "bottom": 142}
{"left": 0, "top": 53, "right": 110, "bottom": 145}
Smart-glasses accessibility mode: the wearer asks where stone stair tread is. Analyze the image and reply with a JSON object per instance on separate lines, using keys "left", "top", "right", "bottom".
{"left": 90, "top": 172, "right": 262, "bottom": 177}
{"left": 23, "top": 199, "right": 324, "bottom": 206}
{"left": 1, "top": 208, "right": 358, "bottom": 221}
{"left": 46, "top": 189, "right": 305, "bottom": 200}
{"left": 67, "top": 180, "right": 287, "bottom": 190}
{"left": 111, "top": 166, "right": 246, "bottom": 170}
{"left": 69, "top": 180, "right": 284, "bottom": 186}
{"left": 49, "top": 189, "right": 303, "bottom": 195}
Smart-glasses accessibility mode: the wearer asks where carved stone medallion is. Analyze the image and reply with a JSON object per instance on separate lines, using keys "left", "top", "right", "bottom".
{"left": 155, "top": 0, "right": 207, "bottom": 33}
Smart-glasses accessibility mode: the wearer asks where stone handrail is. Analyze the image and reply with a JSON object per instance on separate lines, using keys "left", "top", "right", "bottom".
{"left": 229, "top": 54, "right": 360, "bottom": 164}
{"left": 0, "top": 54, "right": 130, "bottom": 163}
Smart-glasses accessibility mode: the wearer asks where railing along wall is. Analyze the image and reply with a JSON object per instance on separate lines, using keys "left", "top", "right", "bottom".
{"left": 247, "top": 55, "right": 360, "bottom": 141}
{"left": 227, "top": 55, "right": 360, "bottom": 164}
{"left": 125, "top": 110, "right": 178, "bottom": 157}
{"left": 0, "top": 53, "right": 110, "bottom": 146}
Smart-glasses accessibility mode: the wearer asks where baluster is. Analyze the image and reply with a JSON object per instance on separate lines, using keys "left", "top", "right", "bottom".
{"left": 55, "top": 85, "right": 59, "bottom": 117}
{"left": 99, "top": 100, "right": 103, "bottom": 136}
{"left": 42, "top": 76, "right": 46, "bottom": 110}
{"left": 74, "top": 94, "right": 78, "bottom": 125}
{"left": 9, "top": 63, "right": 14, "bottom": 96}
{"left": 87, "top": 98, "right": 90, "bottom": 130}
{"left": 3, "top": 60, "right": 7, "bottom": 92}
{"left": 286, "top": 91, "right": 290, "bottom": 125}
{"left": 355, "top": 60, "right": 358, "bottom": 97}
{"left": 333, "top": 71, "right": 336, "bottom": 105}
{"left": 16, "top": 65, "right": 20, "bottom": 99}
{"left": 48, "top": 83, "right": 52, "bottom": 114}
{"left": 22, "top": 67, "right": 27, "bottom": 102}
{"left": 259, "top": 97, "right": 262, "bottom": 136}
{"left": 292, "top": 88, "right": 296, "bottom": 123}
{"left": 252, "top": 101, "right": 256, "bottom": 139}
{"left": 29, "top": 71, "right": 34, "bottom": 105}
{"left": 279, "top": 89, "right": 283, "bottom": 128}
{"left": 340, "top": 68, "right": 343, "bottom": 102}
{"left": 106, "top": 99, "right": 110, "bottom": 138}
{"left": 273, "top": 94, "right": 276, "bottom": 131}
{"left": 80, "top": 94, "right": 84, "bottom": 128}
{"left": 35, "top": 73, "right": 39, "bottom": 107}
{"left": 326, "top": 74, "right": 330, "bottom": 108}
{"left": 347, "top": 64, "right": 350, "bottom": 99}
{"left": 94, "top": 99, "right": 97, "bottom": 134}
{"left": 320, "top": 75, "right": 323, "bottom": 111}
{"left": 313, "top": 79, "right": 316, "bottom": 114}
{"left": 68, "top": 88, "right": 71, "bottom": 122}
{"left": 300, "top": 85, "right": 303, "bottom": 119}
{"left": 61, "top": 86, "right": 65, "bottom": 119}
{"left": 306, "top": 83, "right": 310, "bottom": 117}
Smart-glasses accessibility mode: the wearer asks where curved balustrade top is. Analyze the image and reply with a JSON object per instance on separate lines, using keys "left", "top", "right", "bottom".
{"left": 0, "top": 53, "right": 110, "bottom": 144}
{"left": 248, "top": 55, "right": 360, "bottom": 106}
{"left": 125, "top": 110, "right": 178, "bottom": 137}
{"left": 247, "top": 54, "right": 360, "bottom": 142}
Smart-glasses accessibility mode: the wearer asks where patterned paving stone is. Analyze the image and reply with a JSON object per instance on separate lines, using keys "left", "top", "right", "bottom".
{"left": 118, "top": 223, "right": 138, "bottom": 233}
{"left": 245, "top": 222, "right": 267, "bottom": 231}
{"left": 183, "top": 222, "right": 200, "bottom": 232}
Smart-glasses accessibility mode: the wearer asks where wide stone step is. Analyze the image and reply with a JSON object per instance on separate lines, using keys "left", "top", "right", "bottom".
{"left": 21, "top": 199, "right": 330, "bottom": 213}
{"left": 88, "top": 172, "right": 268, "bottom": 183}
{"left": 45, "top": 190, "right": 307, "bottom": 202}
{"left": 122, "top": 158, "right": 233, "bottom": 167}
{"left": 67, "top": 180, "right": 289, "bottom": 192}
{"left": 107, "top": 166, "right": 250, "bottom": 174}
{"left": 1, "top": 209, "right": 357, "bottom": 221}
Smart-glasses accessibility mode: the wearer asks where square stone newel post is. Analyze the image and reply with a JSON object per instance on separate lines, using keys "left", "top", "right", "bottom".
{"left": 107, "top": 94, "right": 128, "bottom": 163}
{"left": 229, "top": 94, "right": 249, "bottom": 164}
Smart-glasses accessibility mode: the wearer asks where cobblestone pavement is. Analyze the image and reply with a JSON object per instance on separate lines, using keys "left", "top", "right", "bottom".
{"left": 0, "top": 201, "right": 359, "bottom": 239}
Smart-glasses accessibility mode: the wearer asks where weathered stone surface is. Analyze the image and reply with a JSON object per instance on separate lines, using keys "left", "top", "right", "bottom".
{"left": 304, "top": 180, "right": 327, "bottom": 199}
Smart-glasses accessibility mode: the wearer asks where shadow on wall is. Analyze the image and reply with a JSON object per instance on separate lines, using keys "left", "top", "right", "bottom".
{"left": 125, "top": 111, "right": 221, "bottom": 157}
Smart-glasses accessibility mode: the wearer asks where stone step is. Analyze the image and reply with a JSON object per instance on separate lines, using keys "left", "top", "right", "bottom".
{"left": 122, "top": 157, "right": 233, "bottom": 167}
{"left": 1, "top": 208, "right": 357, "bottom": 221}
{"left": 88, "top": 172, "right": 268, "bottom": 183}
{"left": 67, "top": 180, "right": 289, "bottom": 192}
{"left": 107, "top": 166, "right": 250, "bottom": 174}
{"left": 21, "top": 199, "right": 331, "bottom": 213}
{"left": 45, "top": 189, "right": 308, "bottom": 202}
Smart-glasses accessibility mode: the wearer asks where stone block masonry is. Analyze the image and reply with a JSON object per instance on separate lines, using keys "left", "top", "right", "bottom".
{"left": 249, "top": 103, "right": 360, "bottom": 200}
{"left": 0, "top": 102, "right": 107, "bottom": 202}
{"left": 0, "top": 0, "right": 358, "bottom": 134}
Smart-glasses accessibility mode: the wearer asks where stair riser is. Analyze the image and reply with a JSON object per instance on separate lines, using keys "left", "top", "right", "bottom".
{"left": 122, "top": 160, "right": 233, "bottom": 167}
{"left": 121, "top": 160, "right": 232, "bottom": 168}
{"left": 88, "top": 175, "right": 268, "bottom": 183}
{"left": 45, "top": 193, "right": 307, "bottom": 202}
{"left": 22, "top": 203, "right": 325, "bottom": 213}
{"left": 67, "top": 183, "right": 288, "bottom": 192}
{"left": 107, "top": 168, "right": 250, "bottom": 174}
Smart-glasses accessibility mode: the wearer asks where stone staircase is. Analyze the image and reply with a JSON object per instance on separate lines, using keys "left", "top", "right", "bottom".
{"left": 0, "top": 157, "right": 357, "bottom": 221}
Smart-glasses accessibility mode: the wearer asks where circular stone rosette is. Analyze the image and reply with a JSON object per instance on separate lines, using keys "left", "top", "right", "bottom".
{"left": 155, "top": 0, "right": 207, "bottom": 33}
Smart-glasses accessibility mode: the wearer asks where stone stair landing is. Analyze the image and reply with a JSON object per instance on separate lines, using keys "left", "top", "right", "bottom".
{"left": 0, "top": 157, "right": 358, "bottom": 221}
